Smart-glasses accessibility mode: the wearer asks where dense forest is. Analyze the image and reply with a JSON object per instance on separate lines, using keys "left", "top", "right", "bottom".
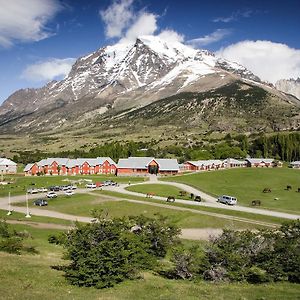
{"left": 11, "top": 132, "right": 300, "bottom": 164}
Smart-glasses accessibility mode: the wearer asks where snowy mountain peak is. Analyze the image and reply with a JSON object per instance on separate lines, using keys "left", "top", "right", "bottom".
{"left": 0, "top": 35, "right": 269, "bottom": 132}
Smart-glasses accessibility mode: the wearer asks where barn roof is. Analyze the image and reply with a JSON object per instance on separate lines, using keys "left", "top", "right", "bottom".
{"left": 246, "top": 158, "right": 275, "bottom": 164}
{"left": 0, "top": 158, "right": 17, "bottom": 166}
{"left": 24, "top": 163, "right": 34, "bottom": 172}
{"left": 117, "top": 157, "right": 179, "bottom": 171}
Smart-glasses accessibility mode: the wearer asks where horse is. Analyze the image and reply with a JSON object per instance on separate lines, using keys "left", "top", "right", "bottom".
{"left": 194, "top": 195, "right": 202, "bottom": 202}
{"left": 166, "top": 196, "right": 175, "bottom": 202}
{"left": 251, "top": 200, "right": 261, "bottom": 206}
{"left": 146, "top": 192, "right": 155, "bottom": 198}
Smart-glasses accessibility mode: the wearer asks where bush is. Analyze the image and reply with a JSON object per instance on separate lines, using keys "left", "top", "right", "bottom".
{"left": 0, "top": 220, "right": 38, "bottom": 255}
{"left": 55, "top": 214, "right": 180, "bottom": 289}
{"left": 201, "top": 220, "right": 300, "bottom": 284}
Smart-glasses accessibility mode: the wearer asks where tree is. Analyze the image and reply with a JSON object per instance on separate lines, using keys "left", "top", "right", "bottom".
{"left": 55, "top": 214, "right": 180, "bottom": 288}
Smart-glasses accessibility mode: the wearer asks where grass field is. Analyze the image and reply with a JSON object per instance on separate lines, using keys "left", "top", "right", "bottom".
{"left": 14, "top": 192, "right": 259, "bottom": 229}
{"left": 0, "top": 174, "right": 146, "bottom": 197}
{"left": 0, "top": 209, "right": 74, "bottom": 226}
{"left": 162, "top": 168, "right": 300, "bottom": 214}
{"left": 0, "top": 223, "right": 299, "bottom": 300}
{"left": 98, "top": 190, "right": 287, "bottom": 225}
{"left": 126, "top": 184, "right": 191, "bottom": 200}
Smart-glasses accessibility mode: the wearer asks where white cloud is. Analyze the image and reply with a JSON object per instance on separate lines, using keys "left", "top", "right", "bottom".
{"left": 21, "top": 58, "right": 76, "bottom": 82}
{"left": 0, "top": 0, "right": 62, "bottom": 47}
{"left": 100, "top": 0, "right": 183, "bottom": 44}
{"left": 100, "top": 0, "right": 134, "bottom": 39}
{"left": 158, "top": 29, "right": 184, "bottom": 43}
{"left": 187, "top": 29, "right": 231, "bottom": 48}
{"left": 213, "top": 10, "right": 252, "bottom": 23}
{"left": 122, "top": 12, "right": 158, "bottom": 42}
{"left": 216, "top": 40, "right": 300, "bottom": 83}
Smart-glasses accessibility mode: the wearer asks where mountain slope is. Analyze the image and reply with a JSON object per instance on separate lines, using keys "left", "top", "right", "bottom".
{"left": 0, "top": 35, "right": 299, "bottom": 134}
{"left": 108, "top": 81, "right": 300, "bottom": 132}
{"left": 276, "top": 78, "right": 300, "bottom": 100}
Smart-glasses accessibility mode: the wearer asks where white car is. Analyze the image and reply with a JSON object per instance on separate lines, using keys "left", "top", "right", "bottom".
{"left": 65, "top": 190, "right": 74, "bottom": 196}
{"left": 27, "top": 188, "right": 39, "bottom": 194}
{"left": 38, "top": 187, "right": 48, "bottom": 193}
{"left": 217, "top": 195, "right": 237, "bottom": 205}
{"left": 86, "top": 183, "right": 96, "bottom": 189}
{"left": 47, "top": 192, "right": 57, "bottom": 198}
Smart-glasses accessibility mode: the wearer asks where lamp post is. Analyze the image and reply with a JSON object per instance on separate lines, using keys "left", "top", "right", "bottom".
{"left": 25, "top": 193, "right": 31, "bottom": 218}
{"left": 7, "top": 192, "right": 12, "bottom": 215}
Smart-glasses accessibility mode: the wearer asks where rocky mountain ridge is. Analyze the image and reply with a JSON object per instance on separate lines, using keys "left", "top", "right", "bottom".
{"left": 0, "top": 35, "right": 299, "bottom": 134}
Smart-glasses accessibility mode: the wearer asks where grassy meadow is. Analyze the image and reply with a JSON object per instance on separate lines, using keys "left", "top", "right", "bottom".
{"left": 162, "top": 168, "right": 300, "bottom": 213}
{"left": 0, "top": 223, "right": 299, "bottom": 300}
{"left": 14, "top": 192, "right": 259, "bottom": 230}
{"left": 126, "top": 183, "right": 191, "bottom": 200}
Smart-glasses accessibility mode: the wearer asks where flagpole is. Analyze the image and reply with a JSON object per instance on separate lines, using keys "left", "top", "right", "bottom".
{"left": 7, "top": 192, "right": 12, "bottom": 215}
{"left": 25, "top": 193, "right": 31, "bottom": 218}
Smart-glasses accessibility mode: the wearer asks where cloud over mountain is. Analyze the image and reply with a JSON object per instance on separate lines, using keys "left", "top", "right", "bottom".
{"left": 217, "top": 40, "right": 300, "bottom": 84}
{"left": 21, "top": 58, "right": 76, "bottom": 82}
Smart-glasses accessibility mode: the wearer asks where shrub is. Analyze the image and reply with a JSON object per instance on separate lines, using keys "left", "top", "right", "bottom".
{"left": 55, "top": 214, "right": 180, "bottom": 288}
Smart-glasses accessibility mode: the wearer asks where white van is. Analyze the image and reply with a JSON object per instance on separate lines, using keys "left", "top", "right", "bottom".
{"left": 217, "top": 195, "right": 237, "bottom": 205}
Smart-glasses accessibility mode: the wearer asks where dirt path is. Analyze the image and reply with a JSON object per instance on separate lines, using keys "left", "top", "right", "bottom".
{"left": 181, "top": 228, "right": 223, "bottom": 240}
{"left": 5, "top": 219, "right": 72, "bottom": 230}
{"left": 5, "top": 219, "right": 222, "bottom": 240}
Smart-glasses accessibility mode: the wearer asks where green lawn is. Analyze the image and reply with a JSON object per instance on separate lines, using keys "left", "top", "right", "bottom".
{"left": 162, "top": 168, "right": 300, "bottom": 214}
{"left": 0, "top": 223, "right": 299, "bottom": 300}
{"left": 0, "top": 209, "right": 74, "bottom": 226}
{"left": 126, "top": 183, "right": 191, "bottom": 200}
{"left": 99, "top": 190, "right": 286, "bottom": 225}
{"left": 0, "top": 174, "right": 146, "bottom": 197}
{"left": 14, "top": 193, "right": 263, "bottom": 230}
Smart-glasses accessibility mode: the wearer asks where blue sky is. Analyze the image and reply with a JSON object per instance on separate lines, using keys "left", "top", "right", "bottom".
{"left": 0, "top": 0, "right": 299, "bottom": 104}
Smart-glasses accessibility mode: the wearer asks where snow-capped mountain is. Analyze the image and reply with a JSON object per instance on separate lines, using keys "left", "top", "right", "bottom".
{"left": 0, "top": 35, "right": 298, "bottom": 133}
{"left": 276, "top": 78, "right": 300, "bottom": 100}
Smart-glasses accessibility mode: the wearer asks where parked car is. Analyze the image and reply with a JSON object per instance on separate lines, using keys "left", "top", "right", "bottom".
{"left": 68, "top": 185, "right": 77, "bottom": 190}
{"left": 37, "top": 187, "right": 48, "bottom": 193}
{"left": 86, "top": 183, "right": 96, "bottom": 189}
{"left": 33, "top": 199, "right": 48, "bottom": 206}
{"left": 49, "top": 186, "right": 60, "bottom": 191}
{"left": 217, "top": 195, "right": 237, "bottom": 205}
{"left": 47, "top": 191, "right": 57, "bottom": 198}
{"left": 27, "top": 188, "right": 39, "bottom": 194}
{"left": 65, "top": 190, "right": 74, "bottom": 196}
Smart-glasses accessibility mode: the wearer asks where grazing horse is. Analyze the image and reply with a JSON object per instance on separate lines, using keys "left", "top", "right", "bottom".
{"left": 194, "top": 195, "right": 202, "bottom": 202}
{"left": 166, "top": 196, "right": 175, "bottom": 202}
{"left": 251, "top": 200, "right": 261, "bottom": 206}
{"left": 146, "top": 192, "right": 155, "bottom": 198}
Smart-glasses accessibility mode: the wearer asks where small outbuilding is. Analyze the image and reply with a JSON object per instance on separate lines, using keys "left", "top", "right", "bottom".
{"left": 0, "top": 158, "right": 17, "bottom": 174}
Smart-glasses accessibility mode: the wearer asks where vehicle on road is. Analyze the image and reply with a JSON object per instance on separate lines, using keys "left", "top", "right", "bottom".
{"left": 65, "top": 190, "right": 74, "bottom": 196}
{"left": 217, "top": 195, "right": 237, "bottom": 205}
{"left": 27, "top": 188, "right": 39, "bottom": 194}
{"left": 49, "top": 186, "right": 60, "bottom": 191}
{"left": 86, "top": 183, "right": 96, "bottom": 189}
{"left": 33, "top": 199, "right": 48, "bottom": 206}
{"left": 47, "top": 192, "right": 57, "bottom": 198}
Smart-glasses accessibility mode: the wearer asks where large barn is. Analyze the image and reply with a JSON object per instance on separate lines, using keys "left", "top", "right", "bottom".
{"left": 117, "top": 157, "right": 179, "bottom": 176}
{"left": 24, "top": 157, "right": 117, "bottom": 176}
{"left": 0, "top": 158, "right": 17, "bottom": 174}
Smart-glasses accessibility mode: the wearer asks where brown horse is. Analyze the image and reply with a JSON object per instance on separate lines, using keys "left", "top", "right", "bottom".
{"left": 146, "top": 192, "right": 155, "bottom": 198}
{"left": 251, "top": 200, "right": 261, "bottom": 206}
